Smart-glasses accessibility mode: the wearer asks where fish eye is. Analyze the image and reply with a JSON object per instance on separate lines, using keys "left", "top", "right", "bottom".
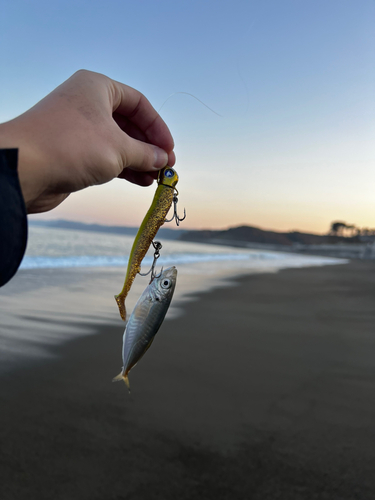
{"left": 161, "top": 278, "right": 171, "bottom": 289}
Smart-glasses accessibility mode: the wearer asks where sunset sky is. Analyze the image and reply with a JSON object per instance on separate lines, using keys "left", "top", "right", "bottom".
{"left": 1, "top": 0, "right": 374, "bottom": 234}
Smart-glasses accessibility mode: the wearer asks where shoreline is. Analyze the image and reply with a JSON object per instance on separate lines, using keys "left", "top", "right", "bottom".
{"left": 0, "top": 249, "right": 347, "bottom": 372}
{"left": 1, "top": 260, "right": 375, "bottom": 498}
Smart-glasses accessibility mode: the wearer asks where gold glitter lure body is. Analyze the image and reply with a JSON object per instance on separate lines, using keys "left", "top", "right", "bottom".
{"left": 114, "top": 167, "right": 179, "bottom": 321}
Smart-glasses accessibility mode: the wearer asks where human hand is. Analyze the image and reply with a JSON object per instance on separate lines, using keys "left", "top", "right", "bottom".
{"left": 0, "top": 70, "right": 175, "bottom": 213}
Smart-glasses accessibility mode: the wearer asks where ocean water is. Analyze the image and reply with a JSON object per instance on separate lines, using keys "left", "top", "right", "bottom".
{"left": 0, "top": 225, "right": 347, "bottom": 370}
{"left": 22, "top": 226, "right": 345, "bottom": 272}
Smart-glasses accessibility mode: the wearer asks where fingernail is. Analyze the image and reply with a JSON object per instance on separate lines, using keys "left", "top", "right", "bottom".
{"left": 153, "top": 146, "right": 168, "bottom": 169}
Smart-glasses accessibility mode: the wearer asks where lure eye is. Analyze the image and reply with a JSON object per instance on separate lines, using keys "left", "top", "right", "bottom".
{"left": 161, "top": 278, "right": 171, "bottom": 289}
{"left": 164, "top": 168, "right": 174, "bottom": 178}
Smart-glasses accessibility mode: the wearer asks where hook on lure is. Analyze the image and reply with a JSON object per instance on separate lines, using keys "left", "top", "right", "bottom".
{"left": 138, "top": 241, "right": 163, "bottom": 282}
{"left": 165, "top": 193, "right": 186, "bottom": 226}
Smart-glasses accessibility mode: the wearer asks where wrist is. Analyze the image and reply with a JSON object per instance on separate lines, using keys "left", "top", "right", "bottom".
{"left": 0, "top": 119, "right": 48, "bottom": 212}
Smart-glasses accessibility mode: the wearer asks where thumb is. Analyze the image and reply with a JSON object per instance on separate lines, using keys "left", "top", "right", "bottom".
{"left": 118, "top": 133, "right": 169, "bottom": 173}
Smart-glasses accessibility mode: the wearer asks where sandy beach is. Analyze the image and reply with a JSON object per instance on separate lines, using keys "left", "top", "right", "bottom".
{"left": 1, "top": 260, "right": 375, "bottom": 499}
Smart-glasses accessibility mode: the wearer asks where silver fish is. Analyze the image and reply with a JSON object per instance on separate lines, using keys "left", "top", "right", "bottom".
{"left": 113, "top": 266, "right": 177, "bottom": 391}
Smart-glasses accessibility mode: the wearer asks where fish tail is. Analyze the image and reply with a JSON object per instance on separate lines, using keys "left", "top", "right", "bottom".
{"left": 114, "top": 294, "right": 126, "bottom": 321}
{"left": 112, "top": 372, "right": 131, "bottom": 393}
{"left": 123, "top": 375, "right": 130, "bottom": 393}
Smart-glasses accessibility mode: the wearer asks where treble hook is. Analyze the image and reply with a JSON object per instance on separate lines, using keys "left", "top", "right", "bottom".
{"left": 165, "top": 193, "right": 186, "bottom": 226}
{"left": 138, "top": 241, "right": 163, "bottom": 282}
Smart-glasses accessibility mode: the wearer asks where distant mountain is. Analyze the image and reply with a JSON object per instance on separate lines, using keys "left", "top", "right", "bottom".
{"left": 179, "top": 225, "right": 359, "bottom": 246}
{"left": 29, "top": 219, "right": 185, "bottom": 241}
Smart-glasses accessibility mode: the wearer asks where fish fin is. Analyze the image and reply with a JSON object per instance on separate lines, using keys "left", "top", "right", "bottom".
{"left": 112, "top": 372, "right": 131, "bottom": 393}
{"left": 112, "top": 372, "right": 124, "bottom": 382}
{"left": 114, "top": 295, "right": 127, "bottom": 321}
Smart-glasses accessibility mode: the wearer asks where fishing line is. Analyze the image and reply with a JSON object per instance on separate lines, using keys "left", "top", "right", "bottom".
{"left": 158, "top": 92, "right": 223, "bottom": 117}
{"left": 157, "top": 14, "right": 258, "bottom": 119}
{"left": 158, "top": 69, "right": 249, "bottom": 119}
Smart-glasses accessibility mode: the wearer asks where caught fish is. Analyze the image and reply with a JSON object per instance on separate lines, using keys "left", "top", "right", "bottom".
{"left": 115, "top": 167, "right": 180, "bottom": 321}
{"left": 113, "top": 266, "right": 177, "bottom": 391}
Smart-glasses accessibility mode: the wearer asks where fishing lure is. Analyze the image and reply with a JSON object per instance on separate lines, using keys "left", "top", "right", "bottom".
{"left": 113, "top": 266, "right": 177, "bottom": 391}
{"left": 115, "top": 167, "right": 184, "bottom": 321}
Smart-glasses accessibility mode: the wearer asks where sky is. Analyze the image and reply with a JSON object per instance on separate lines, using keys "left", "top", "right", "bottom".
{"left": 1, "top": 0, "right": 374, "bottom": 234}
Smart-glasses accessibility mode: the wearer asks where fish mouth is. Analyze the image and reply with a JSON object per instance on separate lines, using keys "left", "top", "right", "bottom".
{"left": 162, "top": 266, "right": 177, "bottom": 279}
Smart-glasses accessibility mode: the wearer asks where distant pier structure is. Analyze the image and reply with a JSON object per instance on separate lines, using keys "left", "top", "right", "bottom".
{"left": 328, "top": 221, "right": 375, "bottom": 260}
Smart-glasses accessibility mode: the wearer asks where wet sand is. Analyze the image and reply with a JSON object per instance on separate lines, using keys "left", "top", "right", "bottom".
{"left": 0, "top": 260, "right": 375, "bottom": 499}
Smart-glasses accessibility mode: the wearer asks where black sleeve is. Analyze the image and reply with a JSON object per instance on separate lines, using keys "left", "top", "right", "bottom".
{"left": 0, "top": 149, "right": 28, "bottom": 286}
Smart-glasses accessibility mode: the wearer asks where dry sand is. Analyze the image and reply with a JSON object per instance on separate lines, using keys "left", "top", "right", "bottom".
{"left": 0, "top": 260, "right": 375, "bottom": 499}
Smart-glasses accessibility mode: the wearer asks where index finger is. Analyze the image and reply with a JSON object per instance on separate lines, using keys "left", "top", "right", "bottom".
{"left": 109, "top": 79, "right": 175, "bottom": 154}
